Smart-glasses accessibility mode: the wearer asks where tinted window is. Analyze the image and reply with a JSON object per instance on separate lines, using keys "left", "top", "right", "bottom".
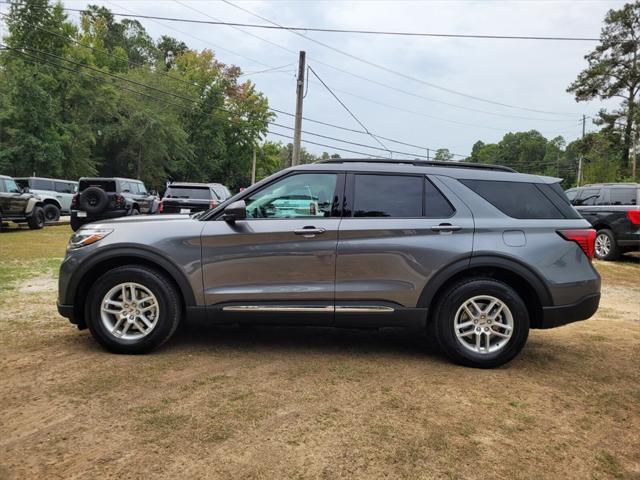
{"left": 165, "top": 187, "right": 212, "bottom": 200}
{"left": 246, "top": 173, "right": 338, "bottom": 219}
{"left": 31, "top": 179, "right": 54, "bottom": 190}
{"left": 461, "top": 180, "right": 564, "bottom": 219}
{"left": 54, "top": 181, "right": 75, "bottom": 193}
{"left": 425, "top": 178, "right": 455, "bottom": 217}
{"left": 80, "top": 179, "right": 116, "bottom": 192}
{"left": 565, "top": 189, "right": 578, "bottom": 202}
{"left": 575, "top": 188, "right": 601, "bottom": 206}
{"left": 610, "top": 188, "right": 637, "bottom": 205}
{"left": 353, "top": 174, "right": 422, "bottom": 218}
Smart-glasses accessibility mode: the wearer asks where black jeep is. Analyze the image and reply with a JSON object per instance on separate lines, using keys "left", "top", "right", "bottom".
{"left": 70, "top": 177, "right": 158, "bottom": 231}
{"left": 0, "top": 174, "right": 46, "bottom": 230}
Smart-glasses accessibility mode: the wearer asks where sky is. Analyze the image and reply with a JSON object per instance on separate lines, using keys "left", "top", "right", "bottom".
{"left": 2, "top": 0, "right": 629, "bottom": 159}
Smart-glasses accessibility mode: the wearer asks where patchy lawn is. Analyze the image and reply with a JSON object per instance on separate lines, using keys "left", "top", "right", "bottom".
{"left": 1, "top": 226, "right": 639, "bottom": 479}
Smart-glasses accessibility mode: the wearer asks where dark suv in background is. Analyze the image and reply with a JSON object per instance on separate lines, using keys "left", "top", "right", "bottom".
{"left": 160, "top": 182, "right": 222, "bottom": 214}
{"left": 0, "top": 174, "right": 46, "bottom": 229}
{"left": 58, "top": 159, "right": 600, "bottom": 368}
{"left": 71, "top": 177, "right": 158, "bottom": 231}
{"left": 566, "top": 183, "right": 639, "bottom": 260}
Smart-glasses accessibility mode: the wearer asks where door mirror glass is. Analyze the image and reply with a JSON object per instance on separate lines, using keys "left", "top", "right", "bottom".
{"left": 222, "top": 200, "right": 247, "bottom": 222}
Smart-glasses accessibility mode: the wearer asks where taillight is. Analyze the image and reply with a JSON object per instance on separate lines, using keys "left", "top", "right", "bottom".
{"left": 71, "top": 194, "right": 78, "bottom": 209}
{"left": 114, "top": 194, "right": 124, "bottom": 207}
{"left": 558, "top": 229, "right": 596, "bottom": 260}
{"left": 159, "top": 201, "right": 164, "bottom": 213}
{"left": 209, "top": 200, "right": 217, "bottom": 209}
{"left": 626, "top": 210, "right": 640, "bottom": 225}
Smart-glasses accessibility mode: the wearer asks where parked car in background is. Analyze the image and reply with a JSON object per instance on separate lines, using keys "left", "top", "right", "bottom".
{"left": 70, "top": 177, "right": 158, "bottom": 231}
{"left": 565, "top": 183, "right": 639, "bottom": 260}
{"left": 0, "top": 174, "right": 46, "bottom": 230}
{"left": 15, "top": 176, "right": 78, "bottom": 222}
{"left": 159, "top": 182, "right": 221, "bottom": 214}
{"left": 210, "top": 183, "right": 232, "bottom": 202}
{"left": 58, "top": 159, "right": 600, "bottom": 368}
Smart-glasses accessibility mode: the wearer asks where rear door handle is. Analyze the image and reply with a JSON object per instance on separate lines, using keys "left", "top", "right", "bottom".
{"left": 431, "top": 223, "right": 462, "bottom": 233}
{"left": 294, "top": 226, "right": 326, "bottom": 237}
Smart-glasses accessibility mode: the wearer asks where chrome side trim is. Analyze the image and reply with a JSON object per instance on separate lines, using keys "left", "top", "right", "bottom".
{"left": 222, "top": 305, "right": 395, "bottom": 313}
{"left": 335, "top": 306, "right": 395, "bottom": 313}
{"left": 222, "top": 306, "right": 333, "bottom": 313}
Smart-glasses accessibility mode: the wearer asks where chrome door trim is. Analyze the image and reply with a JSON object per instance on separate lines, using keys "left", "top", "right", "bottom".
{"left": 335, "top": 306, "right": 395, "bottom": 313}
{"left": 222, "top": 305, "right": 395, "bottom": 313}
{"left": 222, "top": 305, "right": 334, "bottom": 313}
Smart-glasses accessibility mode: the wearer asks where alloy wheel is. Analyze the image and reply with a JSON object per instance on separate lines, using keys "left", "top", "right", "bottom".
{"left": 454, "top": 295, "right": 514, "bottom": 354}
{"left": 100, "top": 282, "right": 159, "bottom": 340}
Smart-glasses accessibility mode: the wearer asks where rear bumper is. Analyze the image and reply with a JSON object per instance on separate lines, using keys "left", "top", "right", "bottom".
{"left": 72, "top": 209, "right": 129, "bottom": 221}
{"left": 539, "top": 293, "right": 600, "bottom": 329}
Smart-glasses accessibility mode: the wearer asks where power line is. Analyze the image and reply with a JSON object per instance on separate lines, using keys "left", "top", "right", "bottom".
{"left": 1, "top": 44, "right": 443, "bottom": 159}
{"left": 307, "top": 65, "right": 392, "bottom": 156}
{"left": 1, "top": 0, "right": 589, "bottom": 125}
{"left": 220, "top": 0, "right": 581, "bottom": 117}
{"left": 268, "top": 132, "right": 386, "bottom": 158}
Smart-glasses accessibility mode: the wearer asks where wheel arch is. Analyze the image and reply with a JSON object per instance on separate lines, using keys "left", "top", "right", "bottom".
{"left": 42, "top": 198, "right": 62, "bottom": 209}
{"left": 420, "top": 255, "right": 551, "bottom": 329}
{"left": 70, "top": 247, "right": 197, "bottom": 326}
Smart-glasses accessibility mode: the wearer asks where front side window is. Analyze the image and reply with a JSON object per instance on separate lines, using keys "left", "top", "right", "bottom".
{"left": 245, "top": 173, "right": 338, "bottom": 219}
{"left": 575, "top": 188, "right": 601, "bottom": 206}
{"left": 4, "top": 178, "right": 21, "bottom": 193}
{"left": 353, "top": 174, "right": 422, "bottom": 217}
{"left": 136, "top": 182, "right": 148, "bottom": 195}
{"left": 0, "top": 179, "right": 6, "bottom": 193}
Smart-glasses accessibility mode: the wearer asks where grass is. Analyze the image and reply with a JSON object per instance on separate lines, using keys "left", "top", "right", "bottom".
{"left": 0, "top": 225, "right": 639, "bottom": 479}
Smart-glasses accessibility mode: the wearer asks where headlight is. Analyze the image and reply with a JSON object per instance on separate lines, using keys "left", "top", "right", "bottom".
{"left": 68, "top": 227, "right": 114, "bottom": 250}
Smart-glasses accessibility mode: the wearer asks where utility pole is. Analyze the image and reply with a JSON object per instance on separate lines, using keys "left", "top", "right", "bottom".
{"left": 577, "top": 114, "right": 586, "bottom": 186}
{"left": 427, "top": 148, "right": 430, "bottom": 161}
{"left": 631, "top": 123, "right": 637, "bottom": 181}
{"left": 291, "top": 51, "right": 306, "bottom": 166}
{"left": 251, "top": 145, "right": 257, "bottom": 184}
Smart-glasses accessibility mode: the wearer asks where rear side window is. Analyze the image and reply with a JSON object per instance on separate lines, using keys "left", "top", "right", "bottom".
{"left": 610, "top": 188, "right": 637, "bottom": 205}
{"left": 425, "top": 178, "right": 455, "bottom": 217}
{"left": 165, "top": 187, "right": 212, "bottom": 200}
{"left": 461, "top": 179, "right": 564, "bottom": 219}
{"left": 353, "top": 174, "right": 422, "bottom": 217}
{"left": 54, "top": 181, "right": 75, "bottom": 193}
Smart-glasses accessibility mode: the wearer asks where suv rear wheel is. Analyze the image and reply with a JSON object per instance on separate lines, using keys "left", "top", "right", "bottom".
{"left": 431, "top": 278, "right": 530, "bottom": 368}
{"left": 27, "top": 206, "right": 45, "bottom": 230}
{"left": 44, "top": 204, "right": 61, "bottom": 223}
{"left": 85, "top": 266, "right": 181, "bottom": 354}
{"left": 594, "top": 229, "right": 620, "bottom": 261}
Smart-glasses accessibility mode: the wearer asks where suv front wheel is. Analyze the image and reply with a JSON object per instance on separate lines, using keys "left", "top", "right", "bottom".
{"left": 85, "top": 266, "right": 181, "bottom": 354}
{"left": 27, "top": 206, "right": 45, "bottom": 230}
{"left": 431, "top": 278, "right": 530, "bottom": 368}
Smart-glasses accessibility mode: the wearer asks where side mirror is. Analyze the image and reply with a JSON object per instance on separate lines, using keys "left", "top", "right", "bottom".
{"left": 149, "top": 189, "right": 157, "bottom": 196}
{"left": 222, "top": 200, "right": 247, "bottom": 222}
{"left": 21, "top": 186, "right": 30, "bottom": 194}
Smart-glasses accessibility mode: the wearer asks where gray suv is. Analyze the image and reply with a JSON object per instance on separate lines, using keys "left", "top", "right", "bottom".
{"left": 57, "top": 160, "right": 601, "bottom": 368}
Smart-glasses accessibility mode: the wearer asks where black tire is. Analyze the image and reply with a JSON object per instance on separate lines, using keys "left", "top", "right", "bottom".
{"left": 70, "top": 215, "right": 85, "bottom": 232}
{"left": 27, "top": 206, "right": 45, "bottom": 230}
{"left": 594, "top": 229, "right": 620, "bottom": 261}
{"left": 431, "top": 278, "right": 530, "bottom": 368}
{"left": 80, "top": 187, "right": 109, "bottom": 215}
{"left": 85, "top": 266, "right": 182, "bottom": 354}
{"left": 43, "top": 204, "right": 61, "bottom": 223}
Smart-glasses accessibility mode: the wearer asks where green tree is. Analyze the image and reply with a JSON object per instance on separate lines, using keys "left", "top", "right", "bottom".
{"left": 567, "top": 1, "right": 640, "bottom": 175}
{"left": 434, "top": 148, "right": 453, "bottom": 161}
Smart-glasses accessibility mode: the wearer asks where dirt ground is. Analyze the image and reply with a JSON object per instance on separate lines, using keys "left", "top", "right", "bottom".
{"left": 1, "top": 225, "right": 639, "bottom": 480}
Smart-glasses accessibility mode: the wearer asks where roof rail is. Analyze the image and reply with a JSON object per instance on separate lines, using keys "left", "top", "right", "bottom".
{"left": 315, "top": 158, "right": 517, "bottom": 173}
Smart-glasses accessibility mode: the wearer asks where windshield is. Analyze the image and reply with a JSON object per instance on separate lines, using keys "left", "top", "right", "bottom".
{"left": 165, "top": 187, "right": 211, "bottom": 200}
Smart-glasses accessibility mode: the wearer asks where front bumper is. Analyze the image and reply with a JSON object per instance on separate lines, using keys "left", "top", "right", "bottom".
{"left": 539, "top": 293, "right": 600, "bottom": 329}
{"left": 57, "top": 301, "right": 83, "bottom": 327}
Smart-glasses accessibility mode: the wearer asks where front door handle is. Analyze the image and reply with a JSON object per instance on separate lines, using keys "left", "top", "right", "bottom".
{"left": 294, "top": 226, "right": 326, "bottom": 237}
{"left": 431, "top": 223, "right": 462, "bottom": 233}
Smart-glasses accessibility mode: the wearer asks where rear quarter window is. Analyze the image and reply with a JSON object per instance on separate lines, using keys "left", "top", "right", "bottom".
{"left": 461, "top": 179, "right": 567, "bottom": 219}
{"left": 610, "top": 188, "right": 637, "bottom": 205}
